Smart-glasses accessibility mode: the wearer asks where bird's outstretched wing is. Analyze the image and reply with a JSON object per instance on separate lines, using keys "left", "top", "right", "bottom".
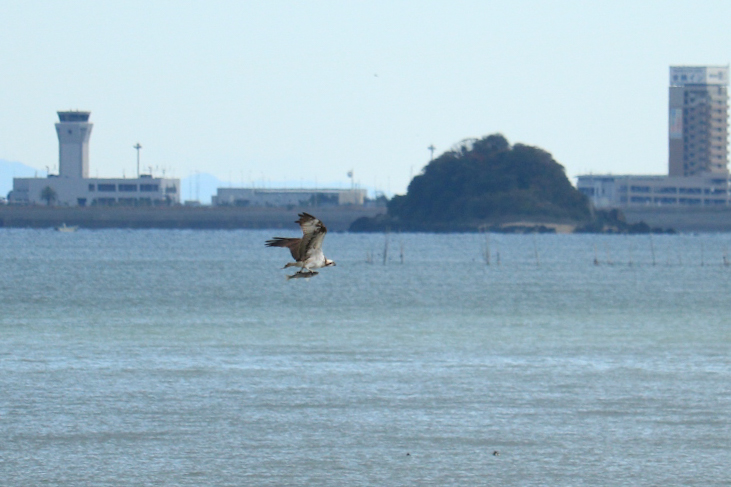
{"left": 296, "top": 212, "right": 328, "bottom": 256}
{"left": 265, "top": 237, "right": 302, "bottom": 260}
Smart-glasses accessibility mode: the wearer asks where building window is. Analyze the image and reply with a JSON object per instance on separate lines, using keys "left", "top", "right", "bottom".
{"left": 93, "top": 198, "right": 116, "bottom": 206}
{"left": 140, "top": 184, "right": 159, "bottom": 192}
{"left": 118, "top": 184, "right": 137, "bottom": 192}
{"left": 679, "top": 198, "right": 702, "bottom": 205}
{"left": 88, "top": 184, "right": 95, "bottom": 191}
{"left": 630, "top": 186, "right": 650, "bottom": 193}
{"left": 630, "top": 196, "right": 652, "bottom": 204}
{"left": 98, "top": 184, "right": 116, "bottom": 192}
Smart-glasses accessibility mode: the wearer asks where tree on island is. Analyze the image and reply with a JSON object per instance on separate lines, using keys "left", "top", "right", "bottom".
{"left": 352, "top": 134, "right": 592, "bottom": 232}
{"left": 41, "top": 186, "right": 57, "bottom": 206}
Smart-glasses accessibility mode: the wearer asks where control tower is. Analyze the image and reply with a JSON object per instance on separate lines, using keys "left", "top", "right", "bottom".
{"left": 55, "top": 111, "right": 93, "bottom": 179}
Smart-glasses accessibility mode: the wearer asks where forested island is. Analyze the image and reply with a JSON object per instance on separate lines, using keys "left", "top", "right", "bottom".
{"left": 350, "top": 134, "right": 657, "bottom": 233}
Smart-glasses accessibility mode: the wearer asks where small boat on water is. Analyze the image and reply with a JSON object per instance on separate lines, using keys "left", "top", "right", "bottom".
{"left": 55, "top": 223, "right": 79, "bottom": 232}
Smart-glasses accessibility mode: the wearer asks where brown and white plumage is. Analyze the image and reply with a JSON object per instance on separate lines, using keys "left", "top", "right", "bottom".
{"left": 265, "top": 212, "right": 336, "bottom": 274}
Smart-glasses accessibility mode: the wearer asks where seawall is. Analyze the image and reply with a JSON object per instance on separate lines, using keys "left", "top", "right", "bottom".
{"left": 0, "top": 206, "right": 385, "bottom": 231}
{"left": 8, "top": 205, "right": 729, "bottom": 233}
{"left": 622, "top": 206, "right": 731, "bottom": 232}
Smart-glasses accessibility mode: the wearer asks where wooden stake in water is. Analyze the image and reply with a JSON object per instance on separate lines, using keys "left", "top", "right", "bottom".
{"left": 649, "top": 234, "right": 656, "bottom": 266}
{"left": 399, "top": 238, "right": 404, "bottom": 264}
{"left": 485, "top": 233, "right": 491, "bottom": 266}
{"left": 478, "top": 228, "right": 490, "bottom": 265}
{"left": 533, "top": 234, "right": 540, "bottom": 267}
{"left": 593, "top": 244, "right": 599, "bottom": 266}
{"left": 701, "top": 241, "right": 705, "bottom": 267}
{"left": 628, "top": 239, "right": 634, "bottom": 267}
{"left": 383, "top": 233, "right": 389, "bottom": 265}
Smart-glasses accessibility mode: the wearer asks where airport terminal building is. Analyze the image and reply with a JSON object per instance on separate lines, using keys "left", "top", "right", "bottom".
{"left": 9, "top": 111, "right": 179, "bottom": 206}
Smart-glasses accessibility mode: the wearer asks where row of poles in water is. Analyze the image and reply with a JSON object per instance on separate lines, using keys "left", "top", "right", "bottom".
{"left": 365, "top": 233, "right": 731, "bottom": 267}
{"left": 481, "top": 233, "right": 731, "bottom": 267}
{"left": 589, "top": 239, "right": 731, "bottom": 267}
{"left": 365, "top": 233, "right": 405, "bottom": 265}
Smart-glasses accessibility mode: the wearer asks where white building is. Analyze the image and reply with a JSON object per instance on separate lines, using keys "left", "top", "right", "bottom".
{"left": 212, "top": 187, "right": 367, "bottom": 207}
{"left": 9, "top": 111, "right": 179, "bottom": 206}
{"left": 577, "top": 174, "right": 730, "bottom": 209}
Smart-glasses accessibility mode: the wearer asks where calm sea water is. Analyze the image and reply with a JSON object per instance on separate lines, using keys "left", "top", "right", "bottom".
{"left": 0, "top": 229, "right": 730, "bottom": 486}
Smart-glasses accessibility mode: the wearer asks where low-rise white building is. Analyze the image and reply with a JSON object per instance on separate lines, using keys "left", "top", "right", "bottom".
{"left": 9, "top": 111, "right": 180, "bottom": 206}
{"left": 212, "top": 187, "right": 367, "bottom": 207}
{"left": 11, "top": 174, "right": 179, "bottom": 206}
{"left": 577, "top": 174, "right": 730, "bottom": 209}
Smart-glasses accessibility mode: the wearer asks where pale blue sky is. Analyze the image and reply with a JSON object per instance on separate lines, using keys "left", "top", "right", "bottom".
{"left": 2, "top": 0, "right": 731, "bottom": 196}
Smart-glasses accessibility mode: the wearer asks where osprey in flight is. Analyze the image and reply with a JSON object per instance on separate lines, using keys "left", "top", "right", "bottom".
{"left": 265, "top": 212, "right": 336, "bottom": 277}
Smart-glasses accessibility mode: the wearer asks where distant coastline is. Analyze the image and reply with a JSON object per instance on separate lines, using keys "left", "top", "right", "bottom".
{"left": 0, "top": 205, "right": 385, "bottom": 231}
{"left": 8, "top": 201, "right": 731, "bottom": 233}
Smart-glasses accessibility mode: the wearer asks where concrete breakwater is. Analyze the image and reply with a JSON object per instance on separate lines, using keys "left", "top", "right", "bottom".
{"left": 7, "top": 204, "right": 730, "bottom": 233}
{"left": 0, "top": 206, "right": 385, "bottom": 231}
{"left": 622, "top": 206, "right": 731, "bottom": 232}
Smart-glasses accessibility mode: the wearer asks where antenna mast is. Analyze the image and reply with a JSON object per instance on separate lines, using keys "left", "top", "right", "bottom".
{"left": 133, "top": 143, "right": 142, "bottom": 177}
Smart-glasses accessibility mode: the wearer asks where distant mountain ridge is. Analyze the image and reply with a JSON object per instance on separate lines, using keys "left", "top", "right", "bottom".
{"left": 0, "top": 159, "right": 39, "bottom": 198}
{"left": 180, "top": 173, "right": 224, "bottom": 204}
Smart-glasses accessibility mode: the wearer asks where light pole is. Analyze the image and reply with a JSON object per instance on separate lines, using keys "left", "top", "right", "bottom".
{"left": 428, "top": 144, "right": 436, "bottom": 161}
{"left": 133, "top": 143, "right": 142, "bottom": 177}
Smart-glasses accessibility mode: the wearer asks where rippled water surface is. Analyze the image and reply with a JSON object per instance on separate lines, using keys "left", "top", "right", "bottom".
{"left": 1, "top": 229, "right": 730, "bottom": 486}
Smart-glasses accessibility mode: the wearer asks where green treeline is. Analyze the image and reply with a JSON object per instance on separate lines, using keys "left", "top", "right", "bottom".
{"left": 352, "top": 134, "right": 593, "bottom": 232}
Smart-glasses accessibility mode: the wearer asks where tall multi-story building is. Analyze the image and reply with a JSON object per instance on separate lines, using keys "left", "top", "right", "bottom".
{"left": 668, "top": 65, "right": 729, "bottom": 177}
{"left": 9, "top": 111, "right": 180, "bottom": 206}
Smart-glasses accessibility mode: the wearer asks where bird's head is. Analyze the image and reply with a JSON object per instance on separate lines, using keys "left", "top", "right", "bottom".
{"left": 324, "top": 259, "right": 336, "bottom": 267}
